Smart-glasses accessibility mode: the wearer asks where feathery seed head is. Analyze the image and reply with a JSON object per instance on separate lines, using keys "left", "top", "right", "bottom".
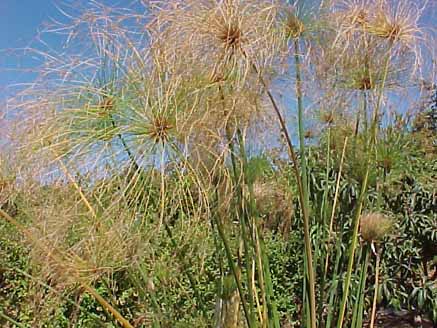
{"left": 304, "top": 129, "right": 316, "bottom": 139}
{"left": 252, "top": 180, "right": 293, "bottom": 233}
{"left": 215, "top": 5, "right": 244, "bottom": 53}
{"left": 147, "top": 113, "right": 174, "bottom": 144}
{"left": 360, "top": 212, "right": 393, "bottom": 243}
{"left": 329, "top": 0, "right": 372, "bottom": 37}
{"left": 328, "top": 0, "right": 427, "bottom": 58}
{"left": 321, "top": 111, "right": 336, "bottom": 125}
{"left": 150, "top": 0, "right": 285, "bottom": 85}
{"left": 98, "top": 96, "right": 115, "bottom": 112}
{"left": 366, "top": 0, "right": 424, "bottom": 45}
{"left": 283, "top": 10, "right": 305, "bottom": 39}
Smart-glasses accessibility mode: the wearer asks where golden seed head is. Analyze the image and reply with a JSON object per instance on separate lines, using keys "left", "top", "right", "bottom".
{"left": 304, "top": 129, "right": 316, "bottom": 139}
{"left": 369, "top": 11, "right": 402, "bottom": 41}
{"left": 147, "top": 114, "right": 173, "bottom": 144}
{"left": 252, "top": 181, "right": 293, "bottom": 219}
{"left": 360, "top": 212, "right": 393, "bottom": 243}
{"left": 365, "top": 0, "right": 423, "bottom": 46}
{"left": 285, "top": 12, "right": 305, "bottom": 39}
{"left": 358, "top": 76, "right": 373, "bottom": 90}
{"left": 321, "top": 112, "right": 335, "bottom": 125}
{"left": 355, "top": 9, "right": 369, "bottom": 27}
{"left": 147, "top": 278, "right": 155, "bottom": 292}
{"left": 218, "top": 21, "right": 243, "bottom": 51}
{"left": 98, "top": 96, "right": 114, "bottom": 111}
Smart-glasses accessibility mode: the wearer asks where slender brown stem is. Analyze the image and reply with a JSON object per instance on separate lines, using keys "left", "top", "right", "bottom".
{"left": 81, "top": 283, "right": 134, "bottom": 328}
{"left": 324, "top": 137, "right": 349, "bottom": 276}
{"left": 369, "top": 246, "right": 381, "bottom": 328}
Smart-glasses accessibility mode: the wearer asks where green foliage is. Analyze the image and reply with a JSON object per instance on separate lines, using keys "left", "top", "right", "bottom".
{"left": 265, "top": 233, "right": 303, "bottom": 326}
{"left": 0, "top": 222, "right": 33, "bottom": 326}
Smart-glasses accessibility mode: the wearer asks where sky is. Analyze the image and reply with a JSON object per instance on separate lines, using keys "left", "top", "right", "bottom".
{"left": 0, "top": 0, "right": 129, "bottom": 101}
{"left": 0, "top": 0, "right": 60, "bottom": 98}
{"left": 0, "top": 0, "right": 435, "bottom": 102}
{"left": 0, "top": 0, "right": 435, "bottom": 156}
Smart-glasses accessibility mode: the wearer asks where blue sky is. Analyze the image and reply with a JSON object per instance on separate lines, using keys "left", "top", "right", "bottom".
{"left": 0, "top": 1, "right": 56, "bottom": 94}
{"left": 0, "top": 0, "right": 130, "bottom": 100}
{"left": 0, "top": 0, "right": 435, "bottom": 101}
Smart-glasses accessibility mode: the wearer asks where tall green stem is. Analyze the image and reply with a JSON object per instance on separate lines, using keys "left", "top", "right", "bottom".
{"left": 325, "top": 229, "right": 344, "bottom": 328}
{"left": 235, "top": 129, "right": 257, "bottom": 328}
{"left": 214, "top": 212, "right": 253, "bottom": 327}
{"left": 219, "top": 85, "right": 256, "bottom": 327}
{"left": 246, "top": 45, "right": 316, "bottom": 328}
{"left": 294, "top": 39, "right": 317, "bottom": 328}
{"left": 336, "top": 46, "right": 392, "bottom": 328}
{"left": 351, "top": 245, "right": 370, "bottom": 328}
{"left": 318, "top": 127, "right": 332, "bottom": 320}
